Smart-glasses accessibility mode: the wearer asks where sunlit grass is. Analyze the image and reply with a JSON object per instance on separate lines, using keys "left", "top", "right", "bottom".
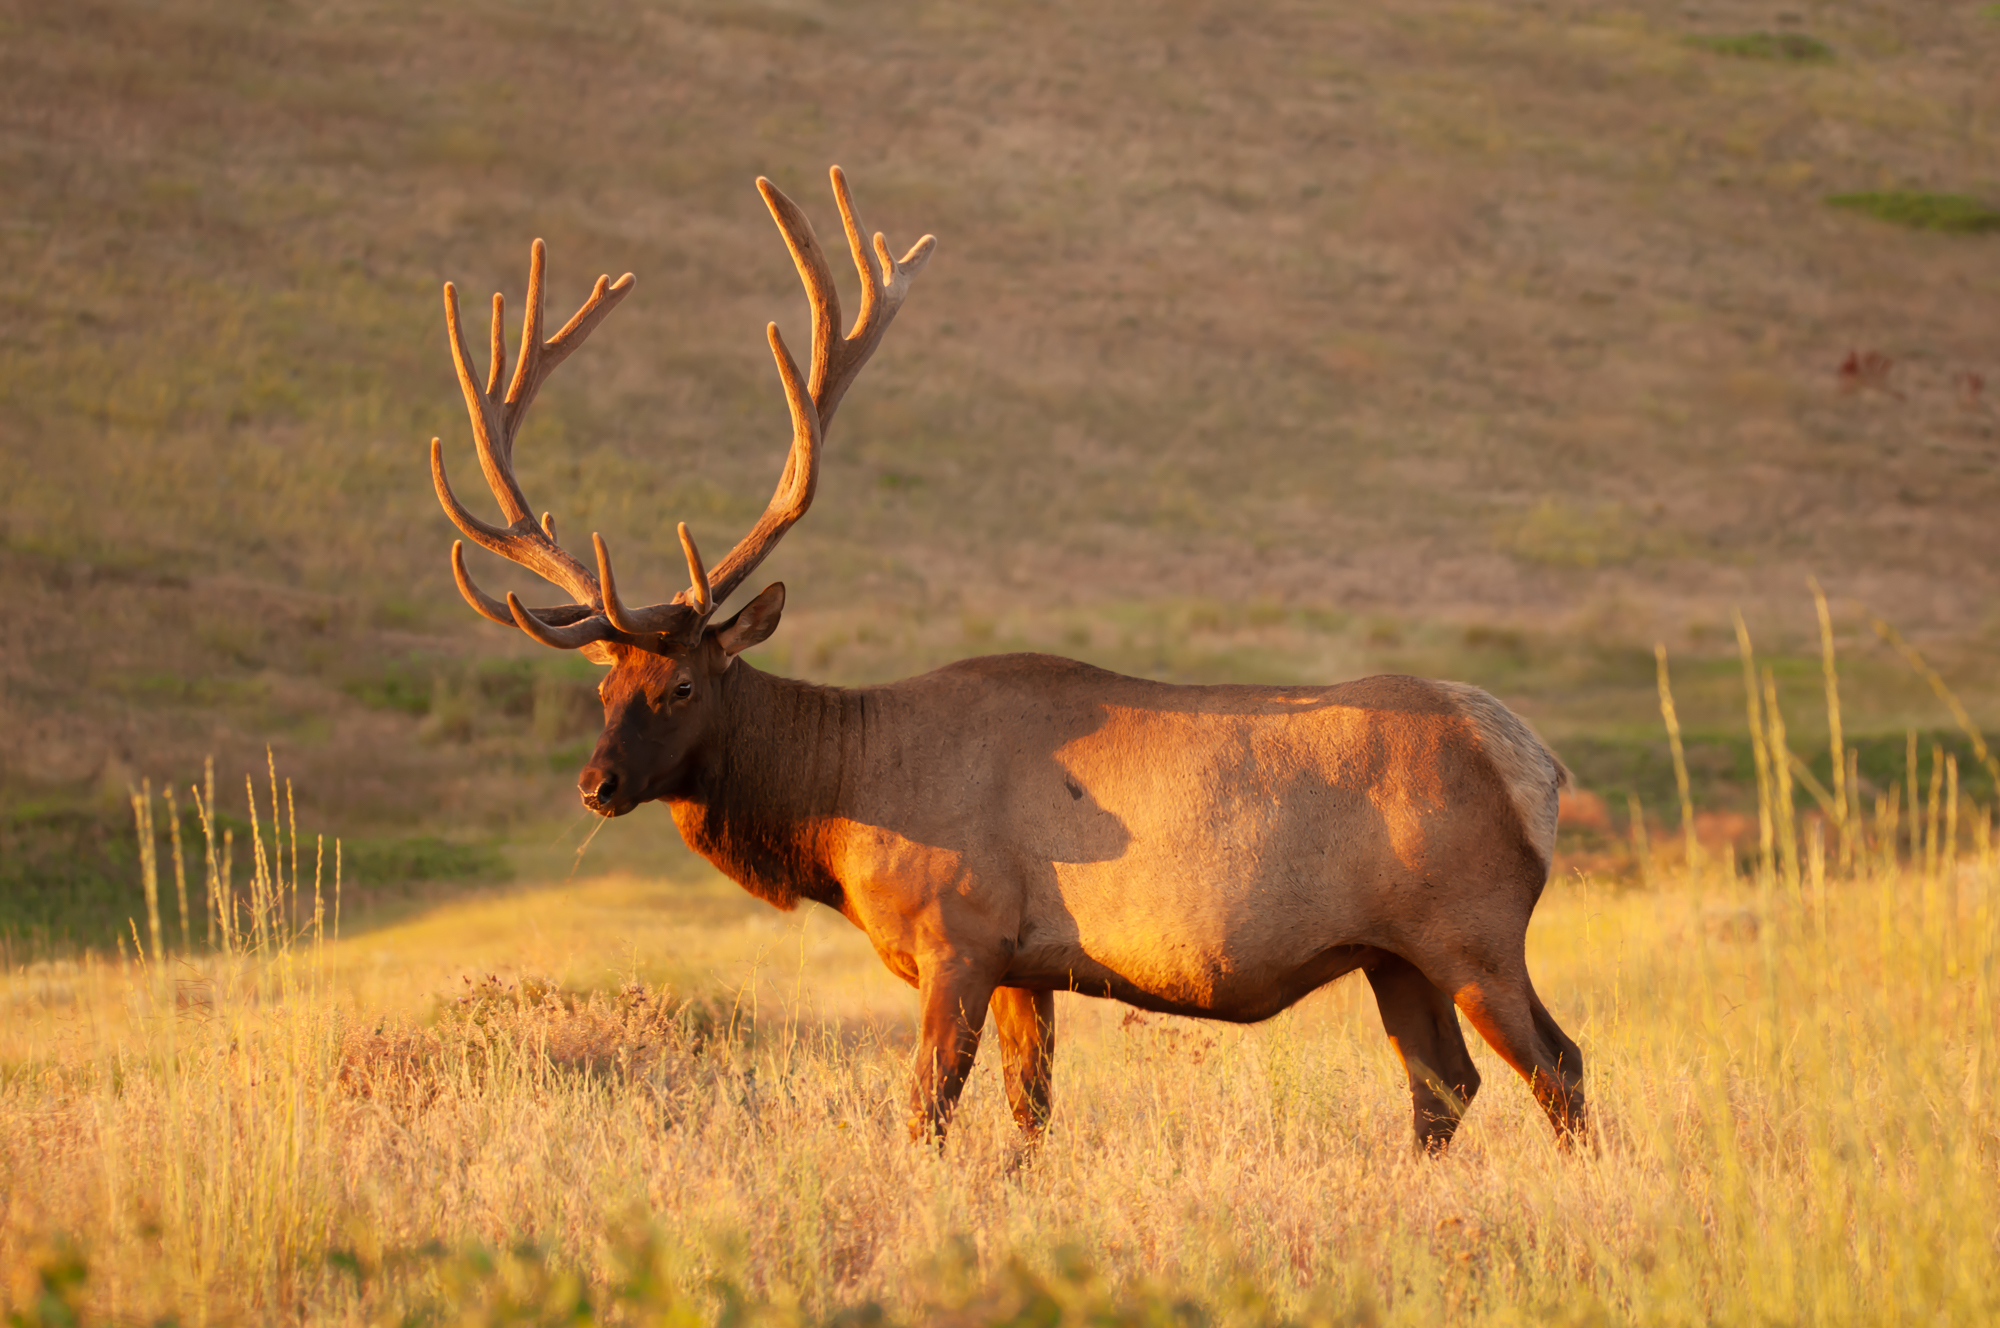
{"left": 4, "top": 607, "right": 1998, "bottom": 1324}
{"left": 2, "top": 843, "right": 1993, "bottom": 1324}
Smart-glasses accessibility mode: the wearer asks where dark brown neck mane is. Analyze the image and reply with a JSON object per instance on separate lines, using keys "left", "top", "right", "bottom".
{"left": 666, "top": 662, "right": 877, "bottom": 912}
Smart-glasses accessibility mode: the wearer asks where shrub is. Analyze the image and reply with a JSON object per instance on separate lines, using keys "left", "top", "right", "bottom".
{"left": 1825, "top": 191, "right": 2000, "bottom": 234}
{"left": 1686, "top": 31, "right": 1834, "bottom": 62}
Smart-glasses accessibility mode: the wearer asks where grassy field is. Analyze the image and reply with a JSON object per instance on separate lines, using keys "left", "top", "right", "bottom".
{"left": 1, "top": 801, "right": 1994, "bottom": 1324}
{"left": 2, "top": 592, "right": 1997, "bottom": 1322}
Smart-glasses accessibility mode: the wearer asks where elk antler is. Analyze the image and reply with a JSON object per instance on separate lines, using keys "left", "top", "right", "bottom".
{"left": 700, "top": 166, "right": 935, "bottom": 610}
{"left": 431, "top": 242, "right": 714, "bottom": 648}
{"left": 432, "top": 168, "right": 932, "bottom": 651}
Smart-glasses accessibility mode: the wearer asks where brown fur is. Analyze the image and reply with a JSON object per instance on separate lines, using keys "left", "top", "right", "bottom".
{"left": 582, "top": 639, "right": 1587, "bottom": 1152}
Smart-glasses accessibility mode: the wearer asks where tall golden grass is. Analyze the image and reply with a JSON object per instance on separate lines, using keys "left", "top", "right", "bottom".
{"left": 1, "top": 609, "right": 1995, "bottom": 1325}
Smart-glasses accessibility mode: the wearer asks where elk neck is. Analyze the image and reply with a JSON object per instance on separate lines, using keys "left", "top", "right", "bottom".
{"left": 665, "top": 660, "right": 884, "bottom": 914}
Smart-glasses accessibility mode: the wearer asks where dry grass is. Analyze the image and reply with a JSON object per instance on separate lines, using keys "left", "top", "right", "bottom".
{"left": 1, "top": 844, "right": 1995, "bottom": 1324}
{"left": 6, "top": 599, "right": 1992, "bottom": 1323}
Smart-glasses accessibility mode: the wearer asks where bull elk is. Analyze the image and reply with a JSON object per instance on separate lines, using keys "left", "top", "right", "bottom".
{"left": 428, "top": 167, "right": 1587, "bottom": 1152}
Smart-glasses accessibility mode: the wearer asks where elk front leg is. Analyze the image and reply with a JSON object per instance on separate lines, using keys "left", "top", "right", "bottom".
{"left": 1366, "top": 952, "right": 1481, "bottom": 1153}
{"left": 909, "top": 956, "right": 997, "bottom": 1145}
{"left": 991, "top": 986, "right": 1056, "bottom": 1140}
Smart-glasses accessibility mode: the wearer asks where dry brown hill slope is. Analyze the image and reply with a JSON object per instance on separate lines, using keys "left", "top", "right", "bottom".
{"left": 2, "top": 0, "right": 1997, "bottom": 920}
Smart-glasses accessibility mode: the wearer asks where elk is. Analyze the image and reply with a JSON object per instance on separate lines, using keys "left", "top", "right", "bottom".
{"left": 429, "top": 167, "right": 1587, "bottom": 1152}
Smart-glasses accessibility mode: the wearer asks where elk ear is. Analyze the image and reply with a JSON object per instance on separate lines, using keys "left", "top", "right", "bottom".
{"left": 580, "top": 641, "right": 617, "bottom": 666}
{"left": 713, "top": 582, "right": 786, "bottom": 663}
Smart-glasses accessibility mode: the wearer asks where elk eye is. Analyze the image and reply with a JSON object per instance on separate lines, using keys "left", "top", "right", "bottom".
{"left": 673, "top": 680, "right": 693, "bottom": 700}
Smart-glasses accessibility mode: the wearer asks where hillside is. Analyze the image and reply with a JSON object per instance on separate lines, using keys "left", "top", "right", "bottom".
{"left": 3, "top": 0, "right": 1998, "bottom": 938}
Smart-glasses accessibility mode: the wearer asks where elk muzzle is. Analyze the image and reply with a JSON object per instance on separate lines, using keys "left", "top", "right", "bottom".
{"left": 577, "top": 764, "right": 629, "bottom": 817}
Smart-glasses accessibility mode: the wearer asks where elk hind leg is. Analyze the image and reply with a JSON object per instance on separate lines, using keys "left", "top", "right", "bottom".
{"left": 991, "top": 986, "right": 1056, "bottom": 1141}
{"left": 1442, "top": 955, "right": 1587, "bottom": 1147}
{"left": 1365, "top": 952, "right": 1481, "bottom": 1152}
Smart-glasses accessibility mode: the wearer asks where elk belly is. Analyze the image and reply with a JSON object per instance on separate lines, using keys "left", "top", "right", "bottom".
{"left": 1007, "top": 822, "right": 1374, "bottom": 1020}
{"left": 1010, "top": 715, "right": 1418, "bottom": 1018}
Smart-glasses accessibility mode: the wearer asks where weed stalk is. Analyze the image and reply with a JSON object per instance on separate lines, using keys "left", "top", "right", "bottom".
{"left": 1628, "top": 793, "right": 1655, "bottom": 889}
{"left": 1812, "top": 583, "right": 1851, "bottom": 870}
{"left": 1734, "top": 612, "right": 1777, "bottom": 886}
{"left": 1764, "top": 669, "right": 1799, "bottom": 896}
{"left": 1656, "top": 643, "right": 1700, "bottom": 878}
{"left": 1945, "top": 755, "right": 1959, "bottom": 979}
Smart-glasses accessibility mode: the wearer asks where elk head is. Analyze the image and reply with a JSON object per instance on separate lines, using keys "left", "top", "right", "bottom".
{"left": 430, "top": 167, "right": 933, "bottom": 815}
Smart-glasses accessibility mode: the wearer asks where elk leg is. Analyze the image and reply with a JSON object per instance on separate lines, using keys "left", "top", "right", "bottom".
{"left": 1440, "top": 959, "right": 1588, "bottom": 1147}
{"left": 909, "top": 957, "right": 997, "bottom": 1146}
{"left": 1365, "top": 953, "right": 1481, "bottom": 1153}
{"left": 991, "top": 986, "right": 1056, "bottom": 1141}
{"left": 1527, "top": 987, "right": 1587, "bottom": 1136}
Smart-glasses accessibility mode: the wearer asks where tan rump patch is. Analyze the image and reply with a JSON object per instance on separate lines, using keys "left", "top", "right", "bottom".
{"left": 1435, "top": 681, "right": 1566, "bottom": 867}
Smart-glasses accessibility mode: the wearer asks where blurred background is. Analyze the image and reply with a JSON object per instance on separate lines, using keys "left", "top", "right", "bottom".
{"left": 3, "top": 0, "right": 1997, "bottom": 947}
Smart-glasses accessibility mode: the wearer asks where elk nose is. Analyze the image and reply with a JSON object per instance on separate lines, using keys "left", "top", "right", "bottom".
{"left": 579, "top": 768, "right": 618, "bottom": 808}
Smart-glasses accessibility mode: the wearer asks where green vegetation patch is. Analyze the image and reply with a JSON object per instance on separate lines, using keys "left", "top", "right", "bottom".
{"left": 1687, "top": 31, "right": 1834, "bottom": 62}
{"left": 0, "top": 802, "right": 157, "bottom": 956}
{"left": 1825, "top": 191, "right": 2000, "bottom": 233}
{"left": 339, "top": 836, "right": 510, "bottom": 889}
{"left": 340, "top": 656, "right": 437, "bottom": 715}
{"left": 342, "top": 656, "right": 601, "bottom": 744}
{"left": 314, "top": 1232, "right": 1369, "bottom": 1328}
{"left": 1561, "top": 727, "right": 1997, "bottom": 821}
{"left": 0, "top": 800, "right": 510, "bottom": 957}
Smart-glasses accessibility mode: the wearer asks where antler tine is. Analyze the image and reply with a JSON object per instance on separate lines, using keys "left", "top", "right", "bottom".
{"left": 501, "top": 238, "right": 547, "bottom": 431}
{"left": 444, "top": 281, "right": 532, "bottom": 528}
{"left": 431, "top": 437, "right": 600, "bottom": 605}
{"left": 701, "top": 321, "right": 824, "bottom": 608}
{"left": 829, "top": 165, "right": 884, "bottom": 382}
{"left": 508, "top": 593, "right": 620, "bottom": 651}
{"left": 451, "top": 539, "right": 515, "bottom": 626}
{"left": 546, "top": 273, "right": 636, "bottom": 364}
{"left": 595, "top": 531, "right": 644, "bottom": 636}
{"left": 817, "top": 164, "right": 936, "bottom": 425}
{"left": 430, "top": 437, "right": 510, "bottom": 544}
{"left": 486, "top": 293, "right": 507, "bottom": 398}
{"left": 757, "top": 177, "right": 844, "bottom": 413}
{"left": 677, "top": 522, "right": 713, "bottom": 617}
